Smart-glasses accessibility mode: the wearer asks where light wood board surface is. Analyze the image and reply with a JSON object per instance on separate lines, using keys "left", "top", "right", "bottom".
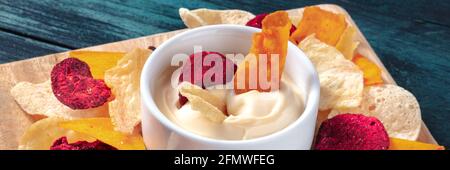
{"left": 0, "top": 4, "right": 437, "bottom": 149}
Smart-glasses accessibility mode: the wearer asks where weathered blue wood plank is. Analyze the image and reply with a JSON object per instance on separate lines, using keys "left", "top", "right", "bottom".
{"left": 1, "top": 0, "right": 449, "bottom": 50}
{"left": 0, "top": 0, "right": 184, "bottom": 48}
{"left": 0, "top": 31, "right": 69, "bottom": 63}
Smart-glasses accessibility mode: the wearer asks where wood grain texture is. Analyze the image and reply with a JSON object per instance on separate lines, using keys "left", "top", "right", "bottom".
{"left": 0, "top": 4, "right": 438, "bottom": 149}
{"left": 0, "top": 31, "right": 69, "bottom": 63}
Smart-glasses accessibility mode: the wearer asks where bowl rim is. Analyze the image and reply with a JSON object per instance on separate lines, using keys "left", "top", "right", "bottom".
{"left": 140, "top": 24, "right": 320, "bottom": 145}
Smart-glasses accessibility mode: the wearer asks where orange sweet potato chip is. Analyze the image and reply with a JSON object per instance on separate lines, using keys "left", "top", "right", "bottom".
{"left": 352, "top": 53, "right": 383, "bottom": 86}
{"left": 234, "top": 11, "right": 291, "bottom": 94}
{"left": 290, "top": 6, "right": 347, "bottom": 46}
{"left": 389, "top": 138, "right": 444, "bottom": 150}
{"left": 59, "top": 118, "right": 145, "bottom": 150}
{"left": 69, "top": 51, "right": 125, "bottom": 79}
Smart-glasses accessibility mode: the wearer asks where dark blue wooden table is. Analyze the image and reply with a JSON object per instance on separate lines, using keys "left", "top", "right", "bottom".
{"left": 0, "top": 0, "right": 449, "bottom": 147}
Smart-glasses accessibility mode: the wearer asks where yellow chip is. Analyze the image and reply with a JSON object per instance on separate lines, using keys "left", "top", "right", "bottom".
{"left": 290, "top": 6, "right": 347, "bottom": 45}
{"left": 59, "top": 118, "right": 145, "bottom": 150}
{"left": 104, "top": 48, "right": 151, "bottom": 134}
{"left": 352, "top": 53, "right": 384, "bottom": 86}
{"left": 178, "top": 82, "right": 227, "bottom": 123}
{"left": 10, "top": 80, "right": 108, "bottom": 119}
{"left": 179, "top": 8, "right": 255, "bottom": 28}
{"left": 19, "top": 117, "right": 95, "bottom": 150}
{"left": 335, "top": 26, "right": 359, "bottom": 60}
{"left": 329, "top": 84, "right": 422, "bottom": 140}
{"left": 298, "top": 35, "right": 363, "bottom": 110}
{"left": 389, "top": 138, "right": 444, "bottom": 150}
{"left": 69, "top": 51, "right": 125, "bottom": 79}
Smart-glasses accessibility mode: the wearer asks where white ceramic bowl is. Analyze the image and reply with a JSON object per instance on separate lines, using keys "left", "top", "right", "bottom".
{"left": 140, "top": 25, "right": 319, "bottom": 150}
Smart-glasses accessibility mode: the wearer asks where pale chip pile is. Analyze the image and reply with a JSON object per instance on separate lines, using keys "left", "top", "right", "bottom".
{"left": 299, "top": 35, "right": 363, "bottom": 110}
{"left": 178, "top": 82, "right": 227, "bottom": 123}
{"left": 329, "top": 84, "right": 422, "bottom": 140}
{"left": 104, "top": 48, "right": 151, "bottom": 134}
{"left": 10, "top": 80, "right": 109, "bottom": 119}
{"left": 18, "top": 117, "right": 95, "bottom": 150}
{"left": 179, "top": 8, "right": 255, "bottom": 28}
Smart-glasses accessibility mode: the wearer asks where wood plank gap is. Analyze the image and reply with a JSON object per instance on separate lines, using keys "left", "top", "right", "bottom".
{"left": 0, "top": 27, "right": 75, "bottom": 49}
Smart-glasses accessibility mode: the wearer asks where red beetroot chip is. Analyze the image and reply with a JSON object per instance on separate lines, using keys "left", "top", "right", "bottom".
{"left": 246, "top": 13, "right": 267, "bottom": 29}
{"left": 246, "top": 13, "right": 297, "bottom": 35}
{"left": 51, "top": 58, "right": 111, "bottom": 110}
{"left": 178, "top": 51, "right": 236, "bottom": 105}
{"left": 50, "top": 136, "right": 117, "bottom": 150}
{"left": 314, "top": 113, "right": 389, "bottom": 150}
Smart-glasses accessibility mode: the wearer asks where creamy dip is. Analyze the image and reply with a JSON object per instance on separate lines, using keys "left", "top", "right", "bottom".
{"left": 154, "top": 68, "right": 305, "bottom": 140}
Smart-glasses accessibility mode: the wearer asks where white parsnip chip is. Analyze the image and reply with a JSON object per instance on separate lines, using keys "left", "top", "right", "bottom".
{"left": 179, "top": 8, "right": 255, "bottom": 28}
{"left": 178, "top": 82, "right": 226, "bottom": 123}
{"left": 104, "top": 48, "right": 151, "bottom": 134}
{"left": 319, "top": 67, "right": 363, "bottom": 110}
{"left": 299, "top": 35, "right": 363, "bottom": 110}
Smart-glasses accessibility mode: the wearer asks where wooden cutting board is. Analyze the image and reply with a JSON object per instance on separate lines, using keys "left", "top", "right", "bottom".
{"left": 0, "top": 4, "right": 437, "bottom": 149}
